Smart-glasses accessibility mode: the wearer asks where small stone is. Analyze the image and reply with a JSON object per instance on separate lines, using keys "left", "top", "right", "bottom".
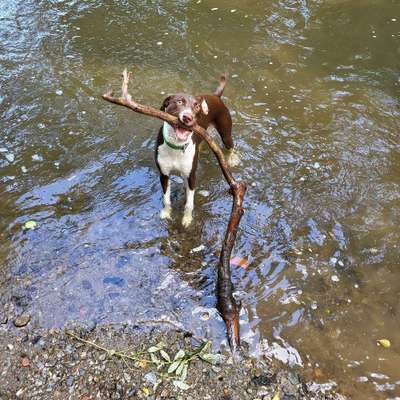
{"left": 144, "top": 372, "right": 157, "bottom": 385}
{"left": 211, "top": 7, "right": 218, "bottom": 11}
{"left": 13, "top": 314, "right": 31, "bottom": 327}
{"left": 156, "top": 41, "right": 163, "bottom": 45}
{"left": 56, "top": 89, "right": 63, "bottom": 96}
{"left": 21, "top": 357, "right": 30, "bottom": 367}
{"left": 16, "top": 389, "right": 25, "bottom": 397}
{"left": 331, "top": 275, "right": 339, "bottom": 282}
{"left": 32, "top": 154, "right": 43, "bottom": 162}
{"left": 5, "top": 153, "right": 15, "bottom": 163}
{"left": 198, "top": 190, "right": 210, "bottom": 197}
{"left": 66, "top": 376, "right": 74, "bottom": 386}
{"left": 21, "top": 166, "right": 28, "bottom": 173}
{"left": 7, "top": 344, "right": 14, "bottom": 350}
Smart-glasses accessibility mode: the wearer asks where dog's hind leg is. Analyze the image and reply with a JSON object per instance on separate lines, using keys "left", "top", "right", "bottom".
{"left": 160, "top": 174, "right": 172, "bottom": 220}
{"left": 215, "top": 113, "right": 240, "bottom": 167}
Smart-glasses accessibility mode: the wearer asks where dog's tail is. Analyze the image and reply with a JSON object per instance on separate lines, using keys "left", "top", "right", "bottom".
{"left": 214, "top": 74, "right": 228, "bottom": 97}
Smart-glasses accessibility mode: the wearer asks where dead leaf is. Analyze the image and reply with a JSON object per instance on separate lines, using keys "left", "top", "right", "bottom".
{"left": 230, "top": 256, "right": 249, "bottom": 269}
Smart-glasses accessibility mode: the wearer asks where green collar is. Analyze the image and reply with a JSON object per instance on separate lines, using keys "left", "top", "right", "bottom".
{"left": 162, "top": 122, "right": 190, "bottom": 152}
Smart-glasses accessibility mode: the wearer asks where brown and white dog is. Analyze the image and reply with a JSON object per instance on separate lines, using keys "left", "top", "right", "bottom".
{"left": 155, "top": 75, "right": 237, "bottom": 227}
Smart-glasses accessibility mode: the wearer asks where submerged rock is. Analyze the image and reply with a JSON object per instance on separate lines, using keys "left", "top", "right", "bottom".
{"left": 13, "top": 314, "right": 31, "bottom": 328}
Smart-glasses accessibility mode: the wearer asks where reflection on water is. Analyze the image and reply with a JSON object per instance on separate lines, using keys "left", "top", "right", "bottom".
{"left": 1, "top": 0, "right": 399, "bottom": 398}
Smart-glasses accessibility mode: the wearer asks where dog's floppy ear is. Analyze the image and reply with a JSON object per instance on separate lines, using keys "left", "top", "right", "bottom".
{"left": 160, "top": 96, "right": 172, "bottom": 111}
{"left": 200, "top": 98, "right": 209, "bottom": 115}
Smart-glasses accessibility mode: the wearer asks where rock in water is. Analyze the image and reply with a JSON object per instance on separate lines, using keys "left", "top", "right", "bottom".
{"left": 13, "top": 314, "right": 31, "bottom": 327}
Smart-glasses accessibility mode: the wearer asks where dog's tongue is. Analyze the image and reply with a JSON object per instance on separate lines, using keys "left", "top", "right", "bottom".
{"left": 175, "top": 127, "right": 190, "bottom": 141}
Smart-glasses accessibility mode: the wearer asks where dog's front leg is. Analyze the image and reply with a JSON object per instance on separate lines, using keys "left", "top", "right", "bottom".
{"left": 160, "top": 174, "right": 172, "bottom": 220}
{"left": 182, "top": 178, "right": 194, "bottom": 228}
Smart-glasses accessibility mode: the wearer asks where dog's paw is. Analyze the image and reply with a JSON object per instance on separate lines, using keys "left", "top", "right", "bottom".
{"left": 160, "top": 207, "right": 172, "bottom": 220}
{"left": 227, "top": 149, "right": 241, "bottom": 167}
{"left": 181, "top": 212, "right": 193, "bottom": 228}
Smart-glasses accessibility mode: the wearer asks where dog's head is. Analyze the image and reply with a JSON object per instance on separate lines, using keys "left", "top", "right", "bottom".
{"left": 160, "top": 94, "right": 208, "bottom": 142}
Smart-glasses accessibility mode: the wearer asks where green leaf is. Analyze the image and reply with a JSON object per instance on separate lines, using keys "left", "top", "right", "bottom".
{"left": 176, "top": 360, "right": 186, "bottom": 376}
{"left": 173, "top": 380, "right": 190, "bottom": 391}
{"left": 160, "top": 350, "right": 171, "bottom": 362}
{"left": 168, "top": 360, "right": 181, "bottom": 374}
{"left": 173, "top": 349, "right": 186, "bottom": 361}
{"left": 150, "top": 353, "right": 161, "bottom": 365}
{"left": 199, "top": 353, "right": 220, "bottom": 364}
{"left": 181, "top": 364, "right": 188, "bottom": 381}
{"left": 148, "top": 346, "right": 160, "bottom": 353}
{"left": 24, "top": 220, "right": 37, "bottom": 230}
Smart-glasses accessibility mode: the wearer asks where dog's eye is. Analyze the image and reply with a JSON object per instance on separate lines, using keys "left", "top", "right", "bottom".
{"left": 177, "top": 100, "right": 183, "bottom": 105}
{"left": 194, "top": 103, "right": 200, "bottom": 111}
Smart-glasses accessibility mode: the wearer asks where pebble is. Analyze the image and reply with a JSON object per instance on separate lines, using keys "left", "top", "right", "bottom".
{"left": 32, "top": 154, "right": 43, "bottom": 162}
{"left": 331, "top": 275, "right": 339, "bottom": 282}
{"left": 211, "top": 7, "right": 218, "bottom": 11}
{"left": 13, "top": 314, "right": 31, "bottom": 327}
{"left": 66, "top": 376, "right": 74, "bottom": 386}
{"left": 21, "top": 166, "right": 28, "bottom": 173}
{"left": 198, "top": 190, "right": 210, "bottom": 197}
{"left": 190, "top": 244, "right": 205, "bottom": 253}
{"left": 144, "top": 372, "right": 157, "bottom": 385}
{"left": 156, "top": 41, "right": 163, "bottom": 46}
{"left": 56, "top": 89, "right": 63, "bottom": 96}
{"left": 5, "top": 153, "right": 15, "bottom": 163}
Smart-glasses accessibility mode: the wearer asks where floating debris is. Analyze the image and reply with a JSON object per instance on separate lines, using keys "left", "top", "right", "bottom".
{"left": 230, "top": 256, "right": 249, "bottom": 269}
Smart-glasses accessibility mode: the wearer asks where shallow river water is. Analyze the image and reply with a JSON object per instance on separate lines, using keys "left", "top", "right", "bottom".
{"left": 1, "top": 1, "right": 400, "bottom": 398}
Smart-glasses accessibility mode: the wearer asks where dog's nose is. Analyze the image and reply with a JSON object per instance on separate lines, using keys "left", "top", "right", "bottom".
{"left": 181, "top": 113, "right": 193, "bottom": 124}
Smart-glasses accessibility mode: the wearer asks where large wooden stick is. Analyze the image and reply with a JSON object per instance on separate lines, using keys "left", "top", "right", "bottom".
{"left": 102, "top": 69, "right": 246, "bottom": 351}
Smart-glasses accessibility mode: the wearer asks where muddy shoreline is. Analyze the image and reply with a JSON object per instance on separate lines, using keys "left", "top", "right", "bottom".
{"left": 0, "top": 320, "right": 346, "bottom": 400}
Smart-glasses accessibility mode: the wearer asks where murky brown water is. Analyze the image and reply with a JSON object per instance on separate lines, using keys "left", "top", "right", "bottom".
{"left": 1, "top": 0, "right": 399, "bottom": 398}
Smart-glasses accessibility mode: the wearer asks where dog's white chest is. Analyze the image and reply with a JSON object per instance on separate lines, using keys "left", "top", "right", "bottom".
{"left": 157, "top": 140, "right": 195, "bottom": 178}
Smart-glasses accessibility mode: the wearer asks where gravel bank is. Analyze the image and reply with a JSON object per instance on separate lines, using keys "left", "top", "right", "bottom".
{"left": 0, "top": 322, "right": 346, "bottom": 400}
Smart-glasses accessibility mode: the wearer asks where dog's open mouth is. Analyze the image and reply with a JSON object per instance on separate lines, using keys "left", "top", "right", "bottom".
{"left": 174, "top": 125, "right": 192, "bottom": 142}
